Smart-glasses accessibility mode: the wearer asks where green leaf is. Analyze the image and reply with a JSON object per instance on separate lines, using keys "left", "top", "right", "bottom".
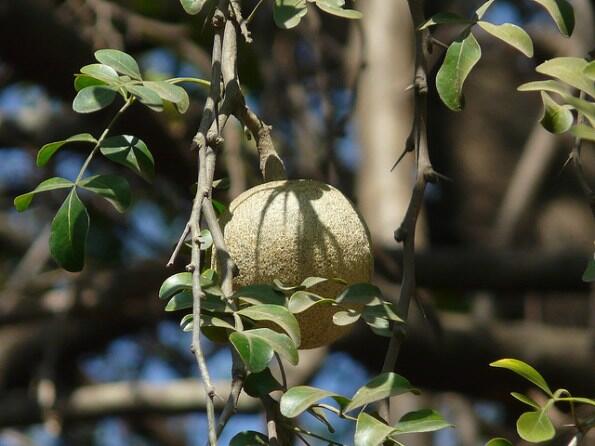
{"left": 238, "top": 304, "right": 301, "bottom": 346}
{"left": 280, "top": 386, "right": 345, "bottom": 418}
{"left": 477, "top": 22, "right": 533, "bottom": 57}
{"left": 392, "top": 409, "right": 453, "bottom": 434}
{"left": 555, "top": 396, "right": 595, "bottom": 406}
{"left": 80, "top": 64, "right": 119, "bottom": 84}
{"left": 37, "top": 133, "right": 97, "bottom": 167}
{"left": 288, "top": 291, "right": 333, "bottom": 313}
{"left": 244, "top": 368, "right": 283, "bottom": 398}
{"left": 159, "top": 270, "right": 218, "bottom": 300}
{"left": 49, "top": 189, "right": 89, "bottom": 272}
{"left": 537, "top": 57, "right": 595, "bottom": 98}
{"left": 78, "top": 175, "right": 131, "bottom": 213}
{"left": 485, "top": 439, "right": 513, "bottom": 446}
{"left": 476, "top": 0, "right": 496, "bottom": 19}
{"left": 336, "top": 283, "right": 383, "bottom": 305}
{"left": 419, "top": 12, "right": 473, "bottom": 30}
{"left": 73, "top": 86, "right": 117, "bottom": 113}
{"left": 572, "top": 125, "right": 595, "bottom": 142}
{"left": 354, "top": 412, "right": 396, "bottom": 446}
{"left": 198, "top": 228, "right": 213, "bottom": 250}
{"left": 585, "top": 61, "right": 595, "bottom": 80}
{"left": 100, "top": 135, "right": 155, "bottom": 181}
{"left": 345, "top": 372, "right": 418, "bottom": 412}
{"left": 179, "top": 0, "right": 204, "bottom": 15}
{"left": 143, "top": 81, "right": 190, "bottom": 113}
{"left": 229, "top": 431, "right": 269, "bottom": 446}
{"left": 490, "top": 358, "right": 553, "bottom": 395}
{"left": 436, "top": 31, "right": 481, "bottom": 111}
{"left": 230, "top": 328, "right": 298, "bottom": 372}
{"left": 166, "top": 291, "right": 193, "bottom": 311}
{"left": 74, "top": 74, "right": 106, "bottom": 92}
{"left": 564, "top": 95, "right": 595, "bottom": 127}
{"left": 126, "top": 85, "right": 164, "bottom": 111}
{"left": 315, "top": 0, "right": 361, "bottom": 19}
{"left": 517, "top": 80, "right": 569, "bottom": 96}
{"left": 511, "top": 392, "right": 541, "bottom": 409}
{"left": 531, "top": 0, "right": 574, "bottom": 37}
{"left": 180, "top": 313, "right": 193, "bottom": 332}
{"left": 516, "top": 409, "right": 555, "bottom": 443}
{"left": 363, "top": 302, "right": 403, "bottom": 323}
{"left": 14, "top": 177, "right": 74, "bottom": 212}
{"left": 583, "top": 258, "right": 595, "bottom": 282}
{"left": 332, "top": 309, "right": 361, "bottom": 326}
{"left": 539, "top": 92, "right": 573, "bottom": 134}
{"left": 234, "top": 285, "right": 286, "bottom": 305}
{"left": 273, "top": 0, "right": 307, "bottom": 29}
{"left": 95, "top": 49, "right": 141, "bottom": 80}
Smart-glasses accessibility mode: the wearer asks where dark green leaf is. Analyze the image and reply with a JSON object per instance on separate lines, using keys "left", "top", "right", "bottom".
{"left": 238, "top": 304, "right": 301, "bottom": 346}
{"left": 166, "top": 290, "right": 229, "bottom": 312}
{"left": 539, "top": 92, "right": 573, "bottom": 134}
{"left": 230, "top": 328, "right": 298, "bottom": 372}
{"left": 363, "top": 302, "right": 403, "bottom": 323}
{"left": 212, "top": 198, "right": 226, "bottom": 215}
{"left": 583, "top": 258, "right": 595, "bottom": 282}
{"left": 37, "top": 133, "right": 97, "bottom": 167}
{"left": 49, "top": 189, "right": 89, "bottom": 272}
{"left": 273, "top": 0, "right": 307, "bottom": 29}
{"left": 235, "top": 285, "right": 286, "bottom": 305}
{"left": 95, "top": 49, "right": 142, "bottom": 80}
{"left": 572, "top": 125, "right": 595, "bottom": 142}
{"left": 490, "top": 358, "right": 552, "bottom": 395}
{"left": 14, "top": 177, "right": 74, "bottom": 212}
{"left": 80, "top": 64, "right": 120, "bottom": 84}
{"left": 436, "top": 31, "right": 482, "bottom": 111}
{"left": 346, "top": 373, "right": 418, "bottom": 412}
{"left": 531, "top": 0, "right": 574, "bottom": 37}
{"left": 419, "top": 12, "right": 473, "bottom": 30}
{"left": 143, "top": 81, "right": 190, "bottom": 113}
{"left": 354, "top": 412, "right": 396, "bottom": 446}
{"left": 100, "top": 135, "right": 155, "bottom": 181}
{"left": 315, "top": 0, "right": 361, "bottom": 19}
{"left": 516, "top": 410, "right": 555, "bottom": 443}
{"left": 280, "top": 386, "right": 345, "bottom": 418}
{"left": 126, "top": 85, "right": 164, "bottom": 111}
{"left": 477, "top": 22, "right": 533, "bottom": 57}
{"left": 73, "top": 86, "right": 117, "bottom": 113}
{"left": 180, "top": 313, "right": 193, "bottom": 332}
{"left": 78, "top": 175, "right": 131, "bottom": 213}
{"left": 159, "top": 270, "right": 219, "bottom": 300}
{"left": 537, "top": 57, "right": 595, "bottom": 98}
{"left": 229, "top": 431, "right": 269, "bottom": 446}
{"left": 511, "top": 392, "right": 541, "bottom": 409}
{"left": 392, "top": 409, "right": 452, "bottom": 434}
{"left": 244, "top": 368, "right": 283, "bottom": 397}
{"left": 336, "top": 283, "right": 383, "bottom": 305}
{"left": 74, "top": 75, "right": 106, "bottom": 92}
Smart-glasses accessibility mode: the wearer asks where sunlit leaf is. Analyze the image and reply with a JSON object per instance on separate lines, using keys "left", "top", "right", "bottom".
{"left": 95, "top": 49, "right": 142, "bottom": 80}
{"left": 585, "top": 61, "right": 595, "bottom": 80}
{"left": 288, "top": 291, "right": 333, "bottom": 313}
{"left": 230, "top": 328, "right": 298, "bottom": 372}
{"left": 238, "top": 304, "right": 301, "bottom": 346}
{"left": 336, "top": 283, "right": 383, "bottom": 305}
{"left": 37, "top": 133, "right": 97, "bottom": 167}
{"left": 436, "top": 31, "right": 481, "bottom": 111}
{"left": 280, "top": 386, "right": 346, "bottom": 418}
{"left": 517, "top": 80, "right": 569, "bottom": 96}
{"left": 516, "top": 409, "right": 555, "bottom": 443}
{"left": 346, "top": 373, "right": 419, "bottom": 412}
{"left": 126, "top": 85, "right": 164, "bottom": 111}
{"left": 14, "top": 177, "right": 74, "bottom": 212}
{"left": 539, "top": 92, "right": 573, "bottom": 134}
{"left": 78, "top": 175, "right": 131, "bottom": 213}
{"left": 74, "top": 75, "right": 106, "bottom": 92}
{"left": 332, "top": 309, "right": 361, "bottom": 326}
{"left": 179, "top": 0, "right": 205, "bottom": 15}
{"left": 531, "top": 0, "right": 574, "bottom": 37}
{"left": 475, "top": 0, "right": 496, "bottom": 19}
{"left": 354, "top": 412, "right": 396, "bottom": 446}
{"left": 392, "top": 409, "right": 453, "bottom": 434}
{"left": 143, "top": 81, "right": 190, "bottom": 113}
{"left": 315, "top": 0, "right": 361, "bottom": 19}
{"left": 572, "top": 125, "right": 595, "bottom": 143}
{"left": 477, "top": 22, "right": 533, "bottom": 57}
{"left": 485, "top": 439, "right": 513, "bottom": 446}
{"left": 80, "top": 64, "right": 119, "bottom": 84}
{"left": 537, "top": 57, "right": 595, "bottom": 98}
{"left": 511, "top": 392, "right": 541, "bottom": 409}
{"left": 49, "top": 189, "right": 89, "bottom": 272}
{"left": 490, "top": 358, "right": 552, "bottom": 395}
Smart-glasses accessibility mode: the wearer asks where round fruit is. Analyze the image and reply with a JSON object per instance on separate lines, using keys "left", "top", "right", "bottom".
{"left": 217, "top": 179, "right": 373, "bottom": 349}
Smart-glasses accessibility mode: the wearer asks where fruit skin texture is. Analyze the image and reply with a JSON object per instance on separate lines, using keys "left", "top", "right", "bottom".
{"left": 217, "top": 179, "right": 373, "bottom": 349}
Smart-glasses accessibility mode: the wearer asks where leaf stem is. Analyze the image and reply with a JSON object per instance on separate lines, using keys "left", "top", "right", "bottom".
{"left": 74, "top": 96, "right": 134, "bottom": 184}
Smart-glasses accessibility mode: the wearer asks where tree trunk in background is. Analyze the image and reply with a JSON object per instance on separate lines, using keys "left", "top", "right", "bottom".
{"left": 354, "top": 0, "right": 425, "bottom": 248}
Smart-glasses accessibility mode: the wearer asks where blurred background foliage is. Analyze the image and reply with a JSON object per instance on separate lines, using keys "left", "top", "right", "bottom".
{"left": 0, "top": 0, "right": 593, "bottom": 445}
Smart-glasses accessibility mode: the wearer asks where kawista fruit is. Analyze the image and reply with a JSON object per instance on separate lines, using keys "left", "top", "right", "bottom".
{"left": 216, "top": 179, "right": 373, "bottom": 349}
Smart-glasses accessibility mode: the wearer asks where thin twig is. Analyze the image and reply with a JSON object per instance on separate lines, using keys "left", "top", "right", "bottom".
{"left": 166, "top": 223, "right": 189, "bottom": 267}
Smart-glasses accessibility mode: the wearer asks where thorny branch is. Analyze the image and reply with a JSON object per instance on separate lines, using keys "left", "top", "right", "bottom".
{"left": 379, "top": 0, "right": 439, "bottom": 422}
